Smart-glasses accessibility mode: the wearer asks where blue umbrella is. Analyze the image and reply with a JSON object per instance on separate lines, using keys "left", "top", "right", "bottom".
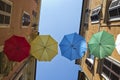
{"left": 59, "top": 32, "right": 87, "bottom": 60}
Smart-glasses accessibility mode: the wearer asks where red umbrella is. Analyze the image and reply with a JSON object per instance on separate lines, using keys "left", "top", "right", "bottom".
{"left": 3, "top": 35, "right": 30, "bottom": 62}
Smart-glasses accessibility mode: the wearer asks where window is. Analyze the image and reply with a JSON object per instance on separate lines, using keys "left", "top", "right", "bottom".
{"left": 101, "top": 57, "right": 120, "bottom": 80}
{"left": 85, "top": 54, "right": 94, "bottom": 70}
{"left": 32, "top": 10, "right": 38, "bottom": 29}
{"left": 109, "top": 0, "right": 120, "bottom": 21}
{"left": 91, "top": 6, "right": 101, "bottom": 23}
{"left": 0, "top": 0, "right": 12, "bottom": 27}
{"left": 22, "top": 11, "right": 30, "bottom": 27}
{"left": 78, "top": 70, "right": 89, "bottom": 80}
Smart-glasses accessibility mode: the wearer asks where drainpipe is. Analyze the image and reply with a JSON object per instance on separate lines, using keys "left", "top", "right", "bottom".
{"left": 98, "top": 0, "right": 104, "bottom": 32}
{"left": 92, "top": 0, "right": 104, "bottom": 80}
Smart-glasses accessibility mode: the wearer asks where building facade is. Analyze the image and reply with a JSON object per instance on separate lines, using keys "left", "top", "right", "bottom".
{"left": 78, "top": 0, "right": 120, "bottom": 80}
{"left": 0, "top": 0, "right": 41, "bottom": 80}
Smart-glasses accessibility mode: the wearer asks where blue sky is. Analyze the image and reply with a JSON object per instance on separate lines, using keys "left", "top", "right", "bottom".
{"left": 36, "top": 0, "right": 83, "bottom": 80}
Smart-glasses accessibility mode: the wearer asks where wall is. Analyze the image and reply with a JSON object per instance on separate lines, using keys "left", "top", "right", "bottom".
{"left": 0, "top": 0, "right": 41, "bottom": 80}
{"left": 80, "top": 0, "right": 120, "bottom": 80}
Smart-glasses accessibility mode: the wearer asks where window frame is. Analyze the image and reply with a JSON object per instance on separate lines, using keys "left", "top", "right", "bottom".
{"left": 101, "top": 57, "right": 120, "bottom": 80}
{"left": 108, "top": 0, "right": 120, "bottom": 21}
{"left": 85, "top": 54, "right": 94, "bottom": 70}
{"left": 22, "top": 11, "right": 30, "bottom": 28}
{"left": 90, "top": 6, "right": 101, "bottom": 24}
{"left": 0, "top": 0, "right": 12, "bottom": 28}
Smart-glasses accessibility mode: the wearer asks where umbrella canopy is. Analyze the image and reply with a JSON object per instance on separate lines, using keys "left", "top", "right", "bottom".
{"left": 3, "top": 35, "right": 30, "bottom": 62}
{"left": 59, "top": 32, "right": 87, "bottom": 60}
{"left": 30, "top": 35, "right": 58, "bottom": 61}
{"left": 115, "top": 34, "right": 120, "bottom": 55}
{"left": 88, "top": 31, "right": 115, "bottom": 59}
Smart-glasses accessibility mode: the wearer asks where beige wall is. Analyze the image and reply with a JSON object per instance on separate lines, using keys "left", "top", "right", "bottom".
{"left": 80, "top": 0, "right": 120, "bottom": 80}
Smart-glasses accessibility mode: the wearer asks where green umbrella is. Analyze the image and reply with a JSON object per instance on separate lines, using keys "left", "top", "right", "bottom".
{"left": 88, "top": 31, "right": 115, "bottom": 59}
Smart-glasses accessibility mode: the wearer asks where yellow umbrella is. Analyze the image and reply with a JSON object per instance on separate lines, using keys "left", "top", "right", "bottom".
{"left": 30, "top": 35, "right": 58, "bottom": 61}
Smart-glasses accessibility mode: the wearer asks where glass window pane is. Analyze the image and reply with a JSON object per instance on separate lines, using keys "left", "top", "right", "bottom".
{"left": 104, "top": 59, "right": 111, "bottom": 67}
{"left": 112, "top": 64, "right": 120, "bottom": 75}
{"left": 23, "top": 21, "right": 30, "bottom": 26}
{"left": 91, "top": 16, "right": 94, "bottom": 21}
{"left": 6, "top": 4, "right": 11, "bottom": 13}
{"left": 91, "top": 14, "right": 99, "bottom": 22}
{"left": 110, "top": 73, "right": 119, "bottom": 80}
{"left": 22, "top": 13, "right": 30, "bottom": 26}
{"left": 0, "top": 14, "right": 4, "bottom": 24}
{"left": 5, "top": 16, "right": 10, "bottom": 24}
{"left": 102, "top": 66, "right": 110, "bottom": 77}
{"left": 94, "top": 15, "right": 99, "bottom": 21}
{"left": 109, "top": 9, "right": 119, "bottom": 18}
{"left": 109, "top": 0, "right": 119, "bottom": 8}
{"left": 118, "top": 8, "right": 120, "bottom": 15}
{"left": 0, "top": 1, "right": 5, "bottom": 11}
{"left": 85, "top": 59, "right": 92, "bottom": 69}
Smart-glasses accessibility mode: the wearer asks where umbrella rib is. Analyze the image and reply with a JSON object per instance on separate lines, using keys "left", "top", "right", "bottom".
{"left": 93, "top": 36, "right": 100, "bottom": 44}
{"left": 39, "top": 46, "right": 57, "bottom": 61}
{"left": 60, "top": 44, "right": 70, "bottom": 54}
{"left": 45, "top": 36, "right": 57, "bottom": 46}
{"left": 72, "top": 38, "right": 85, "bottom": 44}
{"left": 45, "top": 36, "right": 49, "bottom": 47}
{"left": 46, "top": 48, "right": 57, "bottom": 60}
{"left": 89, "top": 45, "right": 98, "bottom": 55}
{"left": 99, "top": 33, "right": 114, "bottom": 43}
{"left": 100, "top": 46, "right": 107, "bottom": 58}
{"left": 39, "top": 50, "right": 48, "bottom": 61}
{"left": 62, "top": 47, "right": 71, "bottom": 55}
{"left": 46, "top": 47, "right": 57, "bottom": 53}
{"left": 64, "top": 36, "right": 72, "bottom": 44}
{"left": 101, "top": 45, "right": 114, "bottom": 56}
{"left": 47, "top": 42, "right": 57, "bottom": 47}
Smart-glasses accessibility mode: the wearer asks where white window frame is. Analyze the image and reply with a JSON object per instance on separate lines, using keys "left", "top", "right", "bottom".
{"left": 91, "top": 6, "right": 101, "bottom": 24}
{"left": 22, "top": 11, "right": 30, "bottom": 28}
{"left": 109, "top": 0, "right": 120, "bottom": 9}
{"left": 86, "top": 58, "right": 93, "bottom": 70}
{"left": 0, "top": 0, "right": 12, "bottom": 28}
{"left": 101, "top": 57, "right": 120, "bottom": 80}
{"left": 108, "top": 0, "right": 120, "bottom": 21}
{"left": 86, "top": 58, "right": 94, "bottom": 64}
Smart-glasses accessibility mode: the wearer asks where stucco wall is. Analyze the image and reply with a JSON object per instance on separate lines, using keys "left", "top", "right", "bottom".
{"left": 80, "top": 0, "right": 120, "bottom": 80}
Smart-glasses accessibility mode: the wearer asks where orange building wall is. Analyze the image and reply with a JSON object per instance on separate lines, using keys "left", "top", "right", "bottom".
{"left": 0, "top": 0, "right": 41, "bottom": 80}
{"left": 0, "top": 0, "right": 38, "bottom": 45}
